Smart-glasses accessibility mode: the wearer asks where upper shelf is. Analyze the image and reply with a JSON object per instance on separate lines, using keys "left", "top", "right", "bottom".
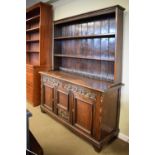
{"left": 26, "top": 39, "right": 39, "bottom": 42}
{"left": 27, "top": 50, "right": 39, "bottom": 53}
{"left": 54, "top": 54, "right": 115, "bottom": 61}
{"left": 26, "top": 27, "right": 39, "bottom": 33}
{"left": 54, "top": 33, "right": 115, "bottom": 40}
{"left": 26, "top": 15, "right": 40, "bottom": 23}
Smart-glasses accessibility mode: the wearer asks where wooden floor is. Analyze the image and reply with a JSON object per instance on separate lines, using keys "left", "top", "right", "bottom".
{"left": 27, "top": 103, "right": 129, "bottom": 155}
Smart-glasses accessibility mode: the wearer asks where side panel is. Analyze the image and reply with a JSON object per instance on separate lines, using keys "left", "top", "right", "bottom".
{"left": 101, "top": 87, "right": 121, "bottom": 138}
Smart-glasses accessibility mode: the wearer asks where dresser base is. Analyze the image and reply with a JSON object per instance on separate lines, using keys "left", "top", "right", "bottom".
{"left": 40, "top": 105, "right": 119, "bottom": 152}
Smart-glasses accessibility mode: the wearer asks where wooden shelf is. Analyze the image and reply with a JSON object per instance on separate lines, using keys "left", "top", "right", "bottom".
{"left": 26, "top": 64, "right": 37, "bottom": 68}
{"left": 26, "top": 64, "right": 43, "bottom": 68}
{"left": 26, "top": 27, "right": 39, "bottom": 32}
{"left": 54, "top": 54, "right": 115, "bottom": 61}
{"left": 26, "top": 39, "right": 39, "bottom": 42}
{"left": 26, "top": 15, "right": 40, "bottom": 23}
{"left": 27, "top": 50, "right": 39, "bottom": 53}
{"left": 26, "top": 2, "right": 52, "bottom": 107}
{"left": 54, "top": 33, "right": 115, "bottom": 40}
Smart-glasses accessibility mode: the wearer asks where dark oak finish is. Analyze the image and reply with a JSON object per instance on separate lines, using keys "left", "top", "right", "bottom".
{"left": 53, "top": 6, "right": 124, "bottom": 82}
{"left": 40, "top": 71, "right": 122, "bottom": 150}
{"left": 73, "top": 93, "right": 95, "bottom": 135}
{"left": 54, "top": 33, "right": 115, "bottom": 40}
{"left": 26, "top": 2, "right": 53, "bottom": 106}
{"left": 40, "top": 5, "right": 124, "bottom": 151}
{"left": 54, "top": 54, "right": 115, "bottom": 61}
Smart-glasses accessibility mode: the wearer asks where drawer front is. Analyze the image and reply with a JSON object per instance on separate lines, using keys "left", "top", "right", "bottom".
{"left": 27, "top": 92, "right": 33, "bottom": 102}
{"left": 26, "top": 66, "right": 33, "bottom": 73}
{"left": 26, "top": 66, "right": 33, "bottom": 103}
{"left": 26, "top": 65, "right": 34, "bottom": 84}
{"left": 27, "top": 85, "right": 33, "bottom": 103}
{"left": 26, "top": 65, "right": 45, "bottom": 106}
{"left": 26, "top": 80, "right": 33, "bottom": 88}
{"left": 58, "top": 108, "right": 69, "bottom": 121}
{"left": 26, "top": 72, "right": 34, "bottom": 83}
{"left": 26, "top": 84, "right": 33, "bottom": 93}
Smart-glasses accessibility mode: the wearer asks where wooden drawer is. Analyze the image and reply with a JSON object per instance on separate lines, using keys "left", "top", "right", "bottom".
{"left": 58, "top": 108, "right": 69, "bottom": 122}
{"left": 27, "top": 80, "right": 33, "bottom": 87}
{"left": 26, "top": 65, "right": 34, "bottom": 73}
{"left": 27, "top": 84, "right": 34, "bottom": 102}
{"left": 27, "top": 85, "right": 33, "bottom": 95}
{"left": 26, "top": 71, "right": 34, "bottom": 83}
{"left": 26, "top": 65, "right": 50, "bottom": 106}
{"left": 27, "top": 84, "right": 33, "bottom": 91}
{"left": 27, "top": 93, "right": 33, "bottom": 103}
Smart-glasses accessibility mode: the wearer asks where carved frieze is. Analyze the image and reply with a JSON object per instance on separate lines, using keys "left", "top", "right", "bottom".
{"left": 42, "top": 76, "right": 62, "bottom": 87}
{"left": 64, "top": 84, "right": 96, "bottom": 100}
{"left": 42, "top": 76, "right": 97, "bottom": 100}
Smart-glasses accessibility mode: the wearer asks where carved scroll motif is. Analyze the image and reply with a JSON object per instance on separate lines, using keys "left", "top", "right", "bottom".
{"left": 42, "top": 76, "right": 62, "bottom": 87}
{"left": 64, "top": 84, "right": 96, "bottom": 100}
{"left": 58, "top": 108, "right": 69, "bottom": 121}
{"left": 42, "top": 76, "right": 97, "bottom": 100}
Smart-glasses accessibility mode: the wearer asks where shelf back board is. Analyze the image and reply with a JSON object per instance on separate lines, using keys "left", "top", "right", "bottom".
{"left": 53, "top": 7, "right": 124, "bottom": 82}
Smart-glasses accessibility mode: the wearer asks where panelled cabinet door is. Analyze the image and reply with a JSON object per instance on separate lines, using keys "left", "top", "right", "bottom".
{"left": 55, "top": 87, "right": 70, "bottom": 122}
{"left": 73, "top": 93, "right": 95, "bottom": 136}
{"left": 43, "top": 84, "right": 55, "bottom": 111}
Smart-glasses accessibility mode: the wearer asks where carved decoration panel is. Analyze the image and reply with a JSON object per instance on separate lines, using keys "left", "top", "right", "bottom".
{"left": 42, "top": 75, "right": 97, "bottom": 100}
{"left": 42, "top": 75, "right": 62, "bottom": 87}
{"left": 58, "top": 108, "right": 69, "bottom": 121}
{"left": 64, "top": 84, "right": 97, "bottom": 100}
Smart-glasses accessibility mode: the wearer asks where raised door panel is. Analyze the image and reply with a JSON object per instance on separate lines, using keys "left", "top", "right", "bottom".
{"left": 42, "top": 84, "right": 55, "bottom": 111}
{"left": 44, "top": 85, "right": 54, "bottom": 111}
{"left": 58, "top": 91, "right": 69, "bottom": 110}
{"left": 73, "top": 94, "right": 95, "bottom": 135}
{"left": 56, "top": 88, "right": 70, "bottom": 122}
